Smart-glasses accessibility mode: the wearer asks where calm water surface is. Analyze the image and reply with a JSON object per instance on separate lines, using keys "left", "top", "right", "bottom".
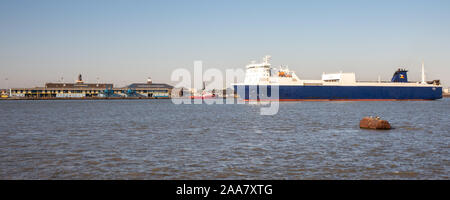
{"left": 0, "top": 99, "right": 449, "bottom": 179}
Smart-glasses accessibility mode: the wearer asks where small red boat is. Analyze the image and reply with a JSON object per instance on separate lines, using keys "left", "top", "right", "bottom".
{"left": 190, "top": 94, "right": 216, "bottom": 99}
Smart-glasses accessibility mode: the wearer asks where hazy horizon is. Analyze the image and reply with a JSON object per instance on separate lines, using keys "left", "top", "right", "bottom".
{"left": 1, "top": 0, "right": 449, "bottom": 89}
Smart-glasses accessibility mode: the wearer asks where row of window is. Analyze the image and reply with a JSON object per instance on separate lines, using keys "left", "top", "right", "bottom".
{"left": 12, "top": 90, "right": 99, "bottom": 93}
{"left": 11, "top": 90, "right": 169, "bottom": 93}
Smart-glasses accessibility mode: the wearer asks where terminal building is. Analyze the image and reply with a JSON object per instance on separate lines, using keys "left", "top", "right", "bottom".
{"left": 9, "top": 74, "right": 173, "bottom": 98}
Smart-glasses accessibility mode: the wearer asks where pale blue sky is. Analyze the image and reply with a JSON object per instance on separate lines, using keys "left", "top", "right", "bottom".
{"left": 0, "top": 0, "right": 449, "bottom": 88}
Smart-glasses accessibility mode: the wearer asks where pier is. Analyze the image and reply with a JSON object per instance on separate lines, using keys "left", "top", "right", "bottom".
{"left": 3, "top": 74, "right": 174, "bottom": 100}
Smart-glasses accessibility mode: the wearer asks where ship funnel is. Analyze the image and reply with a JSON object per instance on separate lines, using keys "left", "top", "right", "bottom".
{"left": 391, "top": 68, "right": 408, "bottom": 82}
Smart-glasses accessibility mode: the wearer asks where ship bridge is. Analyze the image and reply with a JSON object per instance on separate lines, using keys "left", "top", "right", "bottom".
{"left": 243, "top": 56, "right": 272, "bottom": 84}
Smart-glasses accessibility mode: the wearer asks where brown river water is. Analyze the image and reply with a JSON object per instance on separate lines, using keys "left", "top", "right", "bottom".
{"left": 0, "top": 99, "right": 448, "bottom": 179}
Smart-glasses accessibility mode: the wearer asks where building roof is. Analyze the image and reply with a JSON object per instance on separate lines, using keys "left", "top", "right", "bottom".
{"left": 10, "top": 82, "right": 173, "bottom": 90}
{"left": 11, "top": 87, "right": 108, "bottom": 90}
{"left": 45, "top": 83, "right": 113, "bottom": 88}
{"left": 127, "top": 83, "right": 173, "bottom": 89}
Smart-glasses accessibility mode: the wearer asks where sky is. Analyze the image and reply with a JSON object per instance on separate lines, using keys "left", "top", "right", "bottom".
{"left": 0, "top": 0, "right": 449, "bottom": 88}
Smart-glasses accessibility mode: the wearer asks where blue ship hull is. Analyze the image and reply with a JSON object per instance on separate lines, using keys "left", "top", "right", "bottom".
{"left": 233, "top": 85, "right": 442, "bottom": 100}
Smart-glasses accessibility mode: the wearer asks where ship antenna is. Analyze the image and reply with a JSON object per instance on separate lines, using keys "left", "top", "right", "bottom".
{"left": 263, "top": 55, "right": 271, "bottom": 64}
{"left": 421, "top": 61, "right": 426, "bottom": 84}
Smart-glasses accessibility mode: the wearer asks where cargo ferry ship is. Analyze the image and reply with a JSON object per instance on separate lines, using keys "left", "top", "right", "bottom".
{"left": 233, "top": 56, "right": 442, "bottom": 101}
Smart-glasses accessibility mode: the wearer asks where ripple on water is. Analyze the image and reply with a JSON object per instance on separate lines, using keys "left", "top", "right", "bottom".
{"left": 0, "top": 99, "right": 449, "bottom": 179}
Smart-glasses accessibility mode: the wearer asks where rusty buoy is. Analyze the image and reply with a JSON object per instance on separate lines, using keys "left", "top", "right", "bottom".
{"left": 359, "top": 116, "right": 391, "bottom": 130}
